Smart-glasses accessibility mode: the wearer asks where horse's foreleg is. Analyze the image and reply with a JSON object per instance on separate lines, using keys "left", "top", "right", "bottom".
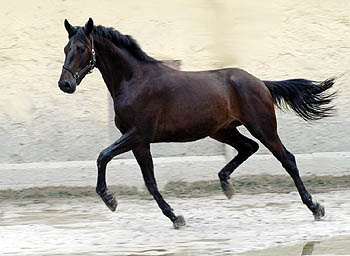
{"left": 133, "top": 144, "right": 186, "bottom": 229}
{"left": 211, "top": 127, "right": 259, "bottom": 199}
{"left": 96, "top": 128, "right": 141, "bottom": 212}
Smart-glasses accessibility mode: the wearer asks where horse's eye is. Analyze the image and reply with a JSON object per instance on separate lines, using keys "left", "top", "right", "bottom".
{"left": 64, "top": 46, "right": 70, "bottom": 54}
{"left": 77, "top": 46, "right": 85, "bottom": 53}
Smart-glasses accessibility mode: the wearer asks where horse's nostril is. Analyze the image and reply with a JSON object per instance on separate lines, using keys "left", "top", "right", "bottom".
{"left": 59, "top": 81, "right": 71, "bottom": 91}
{"left": 64, "top": 82, "right": 71, "bottom": 90}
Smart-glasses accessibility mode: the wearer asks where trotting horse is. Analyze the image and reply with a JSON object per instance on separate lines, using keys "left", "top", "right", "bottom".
{"left": 58, "top": 18, "right": 335, "bottom": 228}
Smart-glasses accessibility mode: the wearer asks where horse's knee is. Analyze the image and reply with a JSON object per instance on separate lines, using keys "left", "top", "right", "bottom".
{"left": 97, "top": 149, "right": 110, "bottom": 168}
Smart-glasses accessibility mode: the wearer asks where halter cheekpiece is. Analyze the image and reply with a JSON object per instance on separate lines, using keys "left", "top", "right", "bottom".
{"left": 63, "top": 35, "right": 96, "bottom": 81}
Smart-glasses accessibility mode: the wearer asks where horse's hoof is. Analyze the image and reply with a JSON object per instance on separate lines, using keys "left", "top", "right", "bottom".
{"left": 221, "top": 181, "right": 234, "bottom": 200}
{"left": 313, "top": 203, "right": 325, "bottom": 221}
{"left": 105, "top": 197, "right": 118, "bottom": 212}
{"left": 99, "top": 193, "right": 118, "bottom": 212}
{"left": 173, "top": 215, "right": 186, "bottom": 229}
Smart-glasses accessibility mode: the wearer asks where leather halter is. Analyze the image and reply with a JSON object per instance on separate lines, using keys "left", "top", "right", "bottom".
{"left": 63, "top": 36, "right": 96, "bottom": 81}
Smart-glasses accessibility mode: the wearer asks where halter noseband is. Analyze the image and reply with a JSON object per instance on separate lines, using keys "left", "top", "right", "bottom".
{"left": 63, "top": 36, "right": 96, "bottom": 81}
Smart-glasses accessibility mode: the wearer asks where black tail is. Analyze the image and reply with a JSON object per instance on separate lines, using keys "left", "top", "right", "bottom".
{"left": 264, "top": 78, "right": 336, "bottom": 121}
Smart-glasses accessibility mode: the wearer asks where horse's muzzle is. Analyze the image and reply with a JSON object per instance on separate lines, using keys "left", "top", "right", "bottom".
{"left": 58, "top": 80, "right": 76, "bottom": 94}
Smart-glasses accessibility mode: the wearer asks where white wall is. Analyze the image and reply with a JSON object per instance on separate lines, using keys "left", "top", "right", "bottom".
{"left": 1, "top": 0, "right": 349, "bottom": 163}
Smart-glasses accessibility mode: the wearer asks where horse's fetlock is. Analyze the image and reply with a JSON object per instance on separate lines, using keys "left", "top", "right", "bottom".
{"left": 302, "top": 194, "right": 313, "bottom": 205}
{"left": 218, "top": 172, "right": 228, "bottom": 181}
{"left": 96, "top": 186, "right": 106, "bottom": 196}
{"left": 162, "top": 206, "right": 173, "bottom": 215}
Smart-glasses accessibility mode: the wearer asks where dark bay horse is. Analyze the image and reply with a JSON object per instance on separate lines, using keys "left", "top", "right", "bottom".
{"left": 58, "top": 18, "right": 335, "bottom": 228}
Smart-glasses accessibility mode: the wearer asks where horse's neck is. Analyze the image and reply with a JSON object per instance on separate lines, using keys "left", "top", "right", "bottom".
{"left": 95, "top": 38, "right": 136, "bottom": 97}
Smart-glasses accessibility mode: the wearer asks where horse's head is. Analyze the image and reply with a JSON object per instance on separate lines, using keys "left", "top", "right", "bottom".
{"left": 58, "top": 18, "right": 96, "bottom": 93}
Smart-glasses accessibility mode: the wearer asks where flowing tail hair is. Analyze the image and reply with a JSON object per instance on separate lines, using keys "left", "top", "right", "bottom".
{"left": 264, "top": 78, "right": 336, "bottom": 121}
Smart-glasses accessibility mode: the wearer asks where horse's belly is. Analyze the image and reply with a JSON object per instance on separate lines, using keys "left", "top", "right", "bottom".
{"left": 153, "top": 115, "right": 229, "bottom": 143}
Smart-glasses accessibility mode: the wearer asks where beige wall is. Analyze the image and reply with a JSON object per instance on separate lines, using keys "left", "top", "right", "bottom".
{"left": 0, "top": 0, "right": 349, "bottom": 163}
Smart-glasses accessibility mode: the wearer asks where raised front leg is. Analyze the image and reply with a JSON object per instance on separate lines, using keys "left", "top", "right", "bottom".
{"left": 133, "top": 144, "right": 186, "bottom": 229}
{"left": 96, "top": 128, "right": 141, "bottom": 212}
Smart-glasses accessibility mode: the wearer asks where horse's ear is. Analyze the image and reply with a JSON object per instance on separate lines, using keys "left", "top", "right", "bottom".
{"left": 64, "top": 19, "right": 76, "bottom": 38}
{"left": 84, "top": 17, "right": 94, "bottom": 36}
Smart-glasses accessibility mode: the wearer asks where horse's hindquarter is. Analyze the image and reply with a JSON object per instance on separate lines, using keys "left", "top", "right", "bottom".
{"left": 151, "top": 69, "right": 238, "bottom": 142}
{"left": 228, "top": 68, "right": 275, "bottom": 125}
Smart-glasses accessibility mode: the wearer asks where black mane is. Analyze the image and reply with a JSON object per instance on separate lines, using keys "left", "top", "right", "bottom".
{"left": 75, "top": 25, "right": 158, "bottom": 63}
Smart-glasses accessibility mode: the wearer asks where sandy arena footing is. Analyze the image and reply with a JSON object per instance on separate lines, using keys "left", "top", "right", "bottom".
{"left": 1, "top": 190, "right": 350, "bottom": 255}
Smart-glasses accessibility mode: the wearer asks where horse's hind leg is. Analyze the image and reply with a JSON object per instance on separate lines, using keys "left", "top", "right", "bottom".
{"left": 244, "top": 116, "right": 325, "bottom": 220}
{"left": 211, "top": 127, "right": 259, "bottom": 199}
{"left": 133, "top": 143, "right": 186, "bottom": 229}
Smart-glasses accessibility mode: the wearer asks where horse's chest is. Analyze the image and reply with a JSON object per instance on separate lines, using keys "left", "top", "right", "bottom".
{"left": 113, "top": 107, "right": 134, "bottom": 132}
